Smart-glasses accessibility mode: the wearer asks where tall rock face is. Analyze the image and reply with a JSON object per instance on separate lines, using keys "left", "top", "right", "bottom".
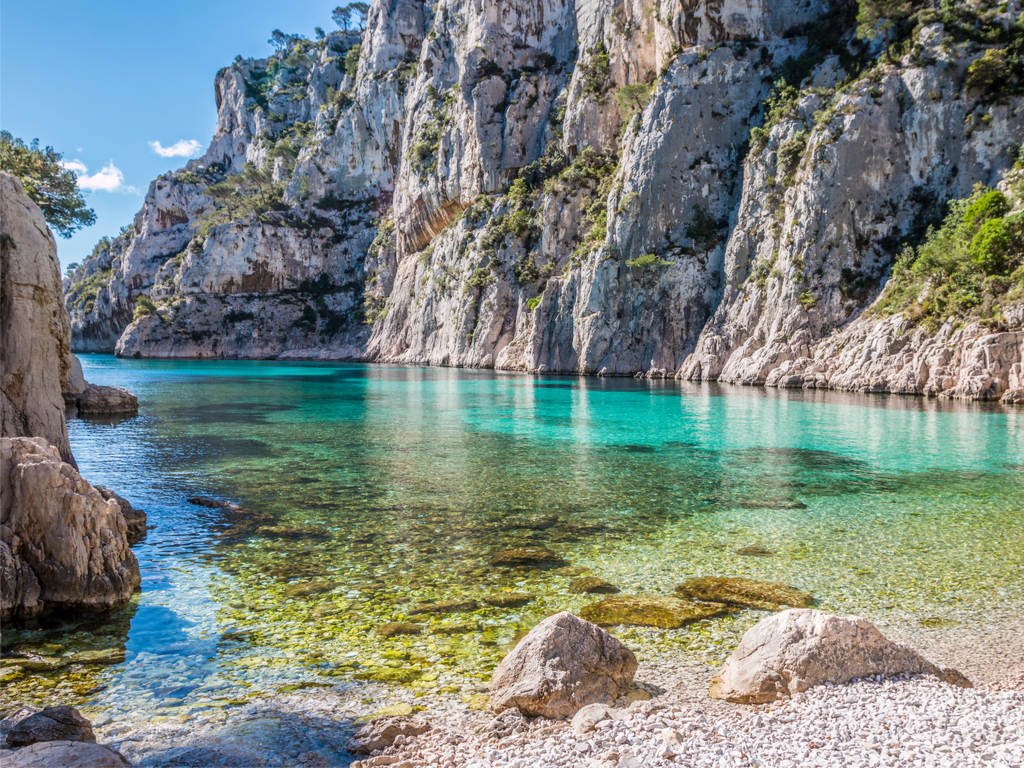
{"left": 1, "top": 172, "right": 75, "bottom": 466}
{"left": 66, "top": 1, "right": 1024, "bottom": 401}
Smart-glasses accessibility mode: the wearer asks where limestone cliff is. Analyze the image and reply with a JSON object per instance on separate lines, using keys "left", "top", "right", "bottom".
{"left": 1, "top": 172, "right": 75, "bottom": 465}
{"left": 67, "top": 1, "right": 1024, "bottom": 401}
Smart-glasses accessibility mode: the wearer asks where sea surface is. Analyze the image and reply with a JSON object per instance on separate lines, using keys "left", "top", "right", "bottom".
{"left": 3, "top": 356, "right": 1023, "bottom": 722}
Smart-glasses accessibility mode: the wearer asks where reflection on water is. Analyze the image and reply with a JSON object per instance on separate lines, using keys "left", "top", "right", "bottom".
{"left": 2, "top": 357, "right": 1022, "bottom": 725}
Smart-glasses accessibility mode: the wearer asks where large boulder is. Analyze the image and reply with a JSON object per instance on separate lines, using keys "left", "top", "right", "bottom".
{"left": 0, "top": 172, "right": 75, "bottom": 466}
{"left": 6, "top": 707, "right": 95, "bottom": 748}
{"left": 710, "top": 609, "right": 972, "bottom": 704}
{"left": 489, "top": 611, "right": 637, "bottom": 719}
{"left": 4, "top": 741, "right": 131, "bottom": 767}
{"left": 0, "top": 437, "right": 140, "bottom": 618}
{"left": 67, "top": 384, "right": 138, "bottom": 416}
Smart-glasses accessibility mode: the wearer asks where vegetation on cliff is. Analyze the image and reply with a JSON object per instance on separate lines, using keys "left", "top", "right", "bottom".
{"left": 0, "top": 131, "right": 96, "bottom": 238}
{"left": 876, "top": 175, "right": 1024, "bottom": 330}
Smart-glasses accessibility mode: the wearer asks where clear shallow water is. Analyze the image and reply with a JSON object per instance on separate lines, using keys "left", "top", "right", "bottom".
{"left": 2, "top": 356, "right": 1023, "bottom": 721}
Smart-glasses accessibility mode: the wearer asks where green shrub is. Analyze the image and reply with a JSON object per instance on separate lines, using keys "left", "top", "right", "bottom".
{"left": 133, "top": 296, "right": 158, "bottom": 320}
{"left": 615, "top": 84, "right": 652, "bottom": 130}
{"left": 344, "top": 44, "right": 361, "bottom": 79}
{"left": 875, "top": 182, "right": 1024, "bottom": 329}
{"left": 526, "top": 296, "right": 542, "bottom": 312}
{"left": 581, "top": 42, "right": 611, "bottom": 101}
{"left": 625, "top": 253, "right": 672, "bottom": 269}
{"left": 776, "top": 131, "right": 809, "bottom": 178}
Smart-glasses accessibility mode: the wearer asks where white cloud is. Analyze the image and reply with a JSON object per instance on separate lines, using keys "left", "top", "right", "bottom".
{"left": 77, "top": 161, "right": 137, "bottom": 194}
{"left": 60, "top": 159, "right": 89, "bottom": 174}
{"left": 149, "top": 139, "right": 204, "bottom": 158}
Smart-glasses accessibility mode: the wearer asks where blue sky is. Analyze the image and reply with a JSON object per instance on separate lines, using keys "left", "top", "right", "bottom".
{"left": 2, "top": 1, "right": 339, "bottom": 271}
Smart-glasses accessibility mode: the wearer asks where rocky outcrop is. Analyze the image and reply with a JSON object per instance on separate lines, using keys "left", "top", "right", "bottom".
{"left": 64, "top": 2, "right": 1024, "bottom": 403}
{"left": 1, "top": 172, "right": 74, "bottom": 466}
{"left": 710, "top": 609, "right": 972, "bottom": 704}
{"left": 0, "top": 437, "right": 140, "bottom": 619}
{"left": 489, "top": 611, "right": 637, "bottom": 718}
{"left": 94, "top": 486, "right": 147, "bottom": 545}
{"left": 62, "top": 354, "right": 139, "bottom": 415}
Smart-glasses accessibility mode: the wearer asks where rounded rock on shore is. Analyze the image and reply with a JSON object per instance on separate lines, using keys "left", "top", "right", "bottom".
{"left": 489, "top": 611, "right": 637, "bottom": 719}
{"left": 710, "top": 608, "right": 972, "bottom": 704}
{"left": 4, "top": 741, "right": 131, "bottom": 767}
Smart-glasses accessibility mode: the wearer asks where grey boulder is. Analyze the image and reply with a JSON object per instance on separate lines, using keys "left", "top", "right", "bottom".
{"left": 711, "top": 608, "right": 972, "bottom": 703}
{"left": 489, "top": 611, "right": 637, "bottom": 719}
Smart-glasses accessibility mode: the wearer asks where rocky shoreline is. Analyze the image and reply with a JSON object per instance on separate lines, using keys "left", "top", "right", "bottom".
{"left": 3, "top": 612, "right": 1015, "bottom": 768}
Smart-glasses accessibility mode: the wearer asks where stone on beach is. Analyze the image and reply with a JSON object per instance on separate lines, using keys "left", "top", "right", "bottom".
{"left": 579, "top": 596, "right": 732, "bottom": 629}
{"left": 489, "top": 611, "right": 637, "bottom": 718}
{"left": 675, "top": 576, "right": 814, "bottom": 610}
{"left": 350, "top": 715, "right": 431, "bottom": 754}
{"left": 4, "top": 741, "right": 131, "bottom": 767}
{"left": 6, "top": 706, "right": 95, "bottom": 748}
{"left": 710, "top": 608, "right": 972, "bottom": 703}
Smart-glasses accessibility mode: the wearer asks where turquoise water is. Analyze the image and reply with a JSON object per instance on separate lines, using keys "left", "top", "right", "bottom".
{"left": 2, "top": 356, "right": 1023, "bottom": 721}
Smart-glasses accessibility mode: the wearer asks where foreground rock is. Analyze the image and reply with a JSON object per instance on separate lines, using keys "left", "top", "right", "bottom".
{"left": 5, "top": 741, "right": 131, "bottom": 767}
{"left": 0, "top": 172, "right": 75, "bottom": 466}
{"left": 579, "top": 596, "right": 731, "bottom": 629}
{"left": 350, "top": 715, "right": 430, "bottom": 754}
{"left": 0, "top": 437, "right": 140, "bottom": 618}
{"left": 94, "top": 487, "right": 147, "bottom": 545}
{"left": 675, "top": 577, "right": 813, "bottom": 611}
{"left": 490, "top": 612, "right": 637, "bottom": 718}
{"left": 5, "top": 707, "right": 95, "bottom": 748}
{"left": 711, "top": 609, "right": 971, "bottom": 704}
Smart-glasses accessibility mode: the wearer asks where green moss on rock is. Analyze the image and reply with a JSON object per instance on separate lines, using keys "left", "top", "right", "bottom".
{"left": 578, "top": 596, "right": 732, "bottom": 629}
{"left": 675, "top": 577, "right": 813, "bottom": 610}
{"left": 481, "top": 593, "right": 536, "bottom": 608}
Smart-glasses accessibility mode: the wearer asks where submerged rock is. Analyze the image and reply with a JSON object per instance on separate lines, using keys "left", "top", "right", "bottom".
{"left": 489, "top": 547, "right": 568, "bottom": 569}
{"left": 68, "top": 648, "right": 126, "bottom": 666}
{"left": 675, "top": 577, "right": 813, "bottom": 610}
{"left": 579, "top": 596, "right": 732, "bottom": 629}
{"left": 350, "top": 715, "right": 431, "bottom": 754}
{"left": 432, "top": 621, "right": 479, "bottom": 635}
{"left": 489, "top": 611, "right": 637, "bottom": 719}
{"left": 1, "top": 437, "right": 140, "bottom": 618}
{"left": 482, "top": 593, "right": 536, "bottom": 608}
{"left": 711, "top": 609, "right": 972, "bottom": 704}
{"left": 735, "top": 545, "right": 775, "bottom": 557}
{"left": 408, "top": 599, "right": 479, "bottom": 615}
{"left": 281, "top": 581, "right": 334, "bottom": 598}
{"left": 569, "top": 577, "right": 621, "bottom": 595}
{"left": 6, "top": 706, "right": 95, "bottom": 748}
{"left": 376, "top": 622, "right": 424, "bottom": 637}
